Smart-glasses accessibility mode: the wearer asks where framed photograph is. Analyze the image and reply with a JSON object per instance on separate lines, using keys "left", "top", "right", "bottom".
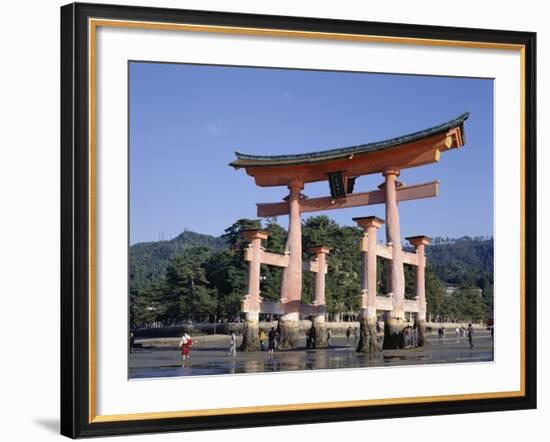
{"left": 60, "top": 2, "right": 536, "bottom": 438}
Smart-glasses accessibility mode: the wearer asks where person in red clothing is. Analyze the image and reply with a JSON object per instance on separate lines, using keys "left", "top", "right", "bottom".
{"left": 179, "top": 332, "right": 193, "bottom": 364}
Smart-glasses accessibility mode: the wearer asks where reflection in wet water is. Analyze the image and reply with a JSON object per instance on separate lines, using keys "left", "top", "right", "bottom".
{"left": 130, "top": 335, "right": 493, "bottom": 379}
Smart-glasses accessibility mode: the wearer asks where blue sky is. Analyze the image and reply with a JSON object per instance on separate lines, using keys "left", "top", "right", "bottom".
{"left": 129, "top": 62, "right": 493, "bottom": 245}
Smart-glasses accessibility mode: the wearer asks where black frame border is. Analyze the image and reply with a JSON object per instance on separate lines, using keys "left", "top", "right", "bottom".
{"left": 60, "top": 2, "right": 537, "bottom": 438}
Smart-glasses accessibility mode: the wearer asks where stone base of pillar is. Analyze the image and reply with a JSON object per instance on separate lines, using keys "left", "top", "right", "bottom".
{"left": 312, "top": 316, "right": 327, "bottom": 348}
{"left": 383, "top": 314, "right": 407, "bottom": 350}
{"left": 357, "top": 316, "right": 381, "bottom": 353}
{"left": 278, "top": 313, "right": 299, "bottom": 350}
{"left": 239, "top": 316, "right": 260, "bottom": 352}
{"left": 414, "top": 318, "right": 427, "bottom": 347}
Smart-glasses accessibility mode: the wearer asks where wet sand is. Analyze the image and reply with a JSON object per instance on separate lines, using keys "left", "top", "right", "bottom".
{"left": 129, "top": 330, "right": 493, "bottom": 379}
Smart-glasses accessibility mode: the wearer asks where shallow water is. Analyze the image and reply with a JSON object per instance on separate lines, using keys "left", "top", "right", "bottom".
{"left": 129, "top": 333, "right": 493, "bottom": 379}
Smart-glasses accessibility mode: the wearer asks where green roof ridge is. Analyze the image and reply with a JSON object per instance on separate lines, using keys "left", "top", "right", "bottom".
{"left": 230, "top": 112, "right": 469, "bottom": 167}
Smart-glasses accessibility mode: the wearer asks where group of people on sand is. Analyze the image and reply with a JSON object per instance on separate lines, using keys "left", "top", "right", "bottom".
{"left": 179, "top": 324, "right": 474, "bottom": 364}
{"left": 439, "top": 324, "right": 475, "bottom": 349}
{"left": 345, "top": 326, "right": 359, "bottom": 348}
{"left": 454, "top": 325, "right": 469, "bottom": 339}
{"left": 403, "top": 327, "right": 419, "bottom": 349}
{"left": 227, "top": 326, "right": 279, "bottom": 357}
{"left": 258, "top": 327, "right": 278, "bottom": 354}
{"left": 176, "top": 322, "right": 479, "bottom": 364}
{"left": 266, "top": 328, "right": 277, "bottom": 355}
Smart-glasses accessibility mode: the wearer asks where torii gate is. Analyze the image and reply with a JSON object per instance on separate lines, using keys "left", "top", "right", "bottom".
{"left": 230, "top": 112, "right": 469, "bottom": 351}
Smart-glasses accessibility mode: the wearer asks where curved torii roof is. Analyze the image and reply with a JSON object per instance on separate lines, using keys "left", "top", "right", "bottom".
{"left": 230, "top": 112, "right": 469, "bottom": 187}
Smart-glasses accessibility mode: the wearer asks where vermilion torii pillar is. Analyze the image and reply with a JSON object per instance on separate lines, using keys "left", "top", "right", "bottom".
{"left": 381, "top": 168, "right": 408, "bottom": 349}
{"left": 278, "top": 180, "right": 304, "bottom": 349}
{"left": 240, "top": 229, "right": 268, "bottom": 351}
{"left": 354, "top": 216, "right": 384, "bottom": 353}
{"left": 406, "top": 235, "right": 431, "bottom": 346}
{"left": 309, "top": 245, "right": 330, "bottom": 347}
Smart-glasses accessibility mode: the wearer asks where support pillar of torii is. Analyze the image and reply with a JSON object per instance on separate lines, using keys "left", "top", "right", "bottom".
{"left": 406, "top": 235, "right": 431, "bottom": 347}
{"left": 278, "top": 180, "right": 304, "bottom": 349}
{"left": 381, "top": 167, "right": 408, "bottom": 349}
{"left": 239, "top": 229, "right": 268, "bottom": 352}
{"left": 354, "top": 216, "right": 384, "bottom": 353}
{"left": 239, "top": 227, "right": 330, "bottom": 351}
{"left": 309, "top": 245, "right": 330, "bottom": 347}
{"left": 353, "top": 217, "right": 431, "bottom": 351}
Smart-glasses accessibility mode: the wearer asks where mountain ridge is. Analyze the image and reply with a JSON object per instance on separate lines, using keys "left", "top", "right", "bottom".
{"left": 130, "top": 229, "right": 227, "bottom": 290}
{"left": 130, "top": 227, "right": 493, "bottom": 292}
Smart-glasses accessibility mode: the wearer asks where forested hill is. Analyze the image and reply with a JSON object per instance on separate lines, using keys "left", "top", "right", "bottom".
{"left": 130, "top": 230, "right": 227, "bottom": 290}
{"left": 130, "top": 225, "right": 493, "bottom": 293}
{"left": 425, "top": 236, "right": 494, "bottom": 286}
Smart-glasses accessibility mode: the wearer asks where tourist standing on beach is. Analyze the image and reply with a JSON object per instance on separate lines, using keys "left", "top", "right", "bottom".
{"left": 310, "top": 325, "right": 316, "bottom": 348}
{"left": 438, "top": 326, "right": 447, "bottom": 342}
{"left": 228, "top": 331, "right": 237, "bottom": 356}
{"left": 179, "top": 332, "right": 193, "bottom": 363}
{"left": 468, "top": 324, "right": 474, "bottom": 349}
{"left": 268, "top": 327, "right": 276, "bottom": 356}
{"left": 275, "top": 322, "right": 281, "bottom": 349}
{"left": 405, "top": 327, "right": 411, "bottom": 349}
{"left": 327, "top": 328, "right": 333, "bottom": 347}
{"left": 259, "top": 329, "right": 267, "bottom": 351}
{"left": 306, "top": 327, "right": 312, "bottom": 349}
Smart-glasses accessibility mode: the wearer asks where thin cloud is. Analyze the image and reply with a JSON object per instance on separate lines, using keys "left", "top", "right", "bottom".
{"left": 203, "top": 124, "right": 224, "bottom": 135}
{"left": 281, "top": 92, "right": 295, "bottom": 102}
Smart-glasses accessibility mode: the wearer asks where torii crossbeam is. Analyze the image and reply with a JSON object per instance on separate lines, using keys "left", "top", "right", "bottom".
{"left": 257, "top": 180, "right": 439, "bottom": 217}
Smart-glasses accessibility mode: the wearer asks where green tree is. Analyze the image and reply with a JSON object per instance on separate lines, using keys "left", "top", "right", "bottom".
{"left": 425, "top": 267, "right": 446, "bottom": 319}
{"left": 404, "top": 264, "right": 416, "bottom": 299}
{"left": 221, "top": 218, "right": 262, "bottom": 247}
{"left": 454, "top": 289, "right": 488, "bottom": 322}
{"left": 165, "top": 247, "right": 216, "bottom": 322}
{"left": 205, "top": 218, "right": 268, "bottom": 319}
{"left": 302, "top": 216, "right": 362, "bottom": 318}
{"left": 482, "top": 285, "right": 494, "bottom": 319}
{"left": 130, "top": 286, "right": 160, "bottom": 328}
{"left": 260, "top": 221, "right": 287, "bottom": 301}
{"left": 205, "top": 249, "right": 247, "bottom": 320}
